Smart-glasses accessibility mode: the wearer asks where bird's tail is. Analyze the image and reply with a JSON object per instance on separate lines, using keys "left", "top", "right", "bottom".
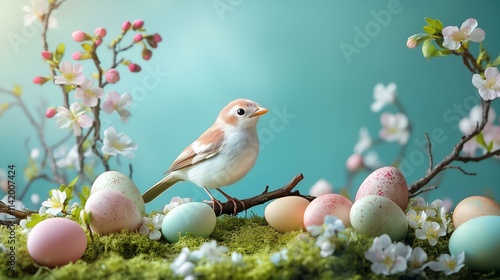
{"left": 142, "top": 174, "right": 180, "bottom": 203}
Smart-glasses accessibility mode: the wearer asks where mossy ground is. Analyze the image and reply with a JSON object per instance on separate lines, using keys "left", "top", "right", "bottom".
{"left": 1, "top": 215, "right": 499, "bottom": 279}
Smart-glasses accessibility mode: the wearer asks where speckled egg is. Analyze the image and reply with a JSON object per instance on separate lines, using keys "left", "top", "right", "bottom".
{"left": 449, "top": 215, "right": 500, "bottom": 272}
{"left": 265, "top": 196, "right": 310, "bottom": 233}
{"left": 355, "top": 166, "right": 408, "bottom": 211}
{"left": 27, "top": 218, "right": 87, "bottom": 267}
{"left": 91, "top": 171, "right": 145, "bottom": 213}
{"left": 350, "top": 195, "right": 408, "bottom": 241}
{"left": 452, "top": 196, "right": 500, "bottom": 228}
{"left": 85, "top": 189, "right": 143, "bottom": 234}
{"left": 303, "top": 194, "right": 352, "bottom": 228}
{"left": 162, "top": 202, "right": 216, "bottom": 243}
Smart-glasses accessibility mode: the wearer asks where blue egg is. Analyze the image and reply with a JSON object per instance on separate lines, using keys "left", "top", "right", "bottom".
{"left": 161, "top": 202, "right": 216, "bottom": 243}
{"left": 449, "top": 215, "right": 500, "bottom": 272}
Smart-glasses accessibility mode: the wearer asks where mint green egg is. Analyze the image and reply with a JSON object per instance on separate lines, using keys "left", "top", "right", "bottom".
{"left": 449, "top": 215, "right": 500, "bottom": 272}
{"left": 161, "top": 202, "right": 216, "bottom": 243}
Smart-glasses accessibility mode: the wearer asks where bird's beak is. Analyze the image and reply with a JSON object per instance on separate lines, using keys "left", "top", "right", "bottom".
{"left": 253, "top": 107, "right": 269, "bottom": 117}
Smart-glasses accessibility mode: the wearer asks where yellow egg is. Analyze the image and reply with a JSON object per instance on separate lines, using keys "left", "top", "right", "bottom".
{"left": 453, "top": 196, "right": 500, "bottom": 228}
{"left": 265, "top": 196, "right": 310, "bottom": 233}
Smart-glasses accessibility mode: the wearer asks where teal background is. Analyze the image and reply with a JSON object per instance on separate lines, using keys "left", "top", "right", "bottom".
{"left": 1, "top": 0, "right": 499, "bottom": 215}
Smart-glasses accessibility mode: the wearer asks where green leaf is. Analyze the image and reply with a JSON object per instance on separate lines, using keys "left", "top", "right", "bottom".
{"left": 476, "top": 132, "right": 488, "bottom": 150}
{"left": 26, "top": 213, "right": 45, "bottom": 228}
{"left": 54, "top": 43, "right": 65, "bottom": 62}
{"left": 79, "top": 185, "right": 91, "bottom": 207}
{"left": 487, "top": 141, "right": 494, "bottom": 152}
{"left": 433, "top": 49, "right": 452, "bottom": 57}
{"left": 81, "top": 43, "right": 93, "bottom": 53}
{"left": 422, "top": 39, "right": 435, "bottom": 60}
{"left": 424, "top": 17, "right": 443, "bottom": 32}
{"left": 68, "top": 176, "right": 79, "bottom": 187}
{"left": 491, "top": 54, "right": 500, "bottom": 67}
{"left": 423, "top": 25, "right": 437, "bottom": 35}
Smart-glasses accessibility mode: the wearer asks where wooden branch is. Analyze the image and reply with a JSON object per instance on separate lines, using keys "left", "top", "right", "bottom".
{"left": 456, "top": 149, "right": 500, "bottom": 163}
{"left": 443, "top": 165, "right": 476, "bottom": 176}
{"left": 209, "top": 173, "right": 312, "bottom": 216}
{"left": 0, "top": 201, "right": 37, "bottom": 225}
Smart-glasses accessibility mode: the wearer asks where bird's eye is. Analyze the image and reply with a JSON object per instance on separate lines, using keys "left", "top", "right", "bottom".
{"left": 237, "top": 108, "right": 245, "bottom": 116}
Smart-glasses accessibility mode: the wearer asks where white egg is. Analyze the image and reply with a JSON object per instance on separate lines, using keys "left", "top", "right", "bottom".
{"left": 91, "top": 171, "right": 145, "bottom": 213}
{"left": 161, "top": 202, "right": 216, "bottom": 243}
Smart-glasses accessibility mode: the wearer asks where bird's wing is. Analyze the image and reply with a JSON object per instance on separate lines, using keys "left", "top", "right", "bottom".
{"left": 165, "top": 127, "right": 224, "bottom": 173}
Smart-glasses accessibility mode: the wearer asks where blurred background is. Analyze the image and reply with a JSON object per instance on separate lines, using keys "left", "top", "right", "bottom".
{"left": 1, "top": 0, "right": 499, "bottom": 215}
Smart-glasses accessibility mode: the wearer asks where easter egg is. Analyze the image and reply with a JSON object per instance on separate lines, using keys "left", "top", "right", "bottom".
{"left": 309, "top": 179, "right": 333, "bottom": 197}
{"left": 91, "top": 171, "right": 145, "bottom": 213}
{"left": 27, "top": 218, "right": 87, "bottom": 267}
{"left": 303, "top": 194, "right": 352, "bottom": 228}
{"left": 162, "top": 202, "right": 216, "bottom": 243}
{"left": 355, "top": 166, "right": 408, "bottom": 211}
{"left": 85, "top": 189, "right": 143, "bottom": 234}
{"left": 452, "top": 196, "right": 500, "bottom": 228}
{"left": 265, "top": 196, "right": 310, "bottom": 233}
{"left": 350, "top": 195, "right": 408, "bottom": 241}
{"left": 449, "top": 215, "right": 500, "bottom": 272}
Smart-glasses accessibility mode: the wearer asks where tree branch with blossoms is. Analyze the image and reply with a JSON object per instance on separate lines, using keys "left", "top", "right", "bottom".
{"left": 405, "top": 17, "right": 500, "bottom": 195}
{"left": 0, "top": 0, "right": 163, "bottom": 201}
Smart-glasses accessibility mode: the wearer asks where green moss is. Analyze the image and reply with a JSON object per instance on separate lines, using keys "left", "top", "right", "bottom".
{"left": 1, "top": 215, "right": 500, "bottom": 279}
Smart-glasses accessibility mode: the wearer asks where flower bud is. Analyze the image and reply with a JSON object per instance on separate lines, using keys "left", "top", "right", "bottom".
{"left": 153, "top": 33, "right": 162, "bottom": 43}
{"left": 72, "top": 30, "right": 91, "bottom": 42}
{"left": 142, "top": 48, "right": 152, "bottom": 60}
{"left": 132, "top": 19, "right": 144, "bottom": 30}
{"left": 72, "top": 51, "right": 82, "bottom": 60}
{"left": 45, "top": 107, "right": 57, "bottom": 118}
{"left": 41, "top": 51, "right": 52, "bottom": 60}
{"left": 133, "top": 33, "right": 143, "bottom": 43}
{"left": 406, "top": 37, "right": 418, "bottom": 49}
{"left": 128, "top": 63, "right": 142, "bottom": 73}
{"left": 346, "top": 153, "right": 364, "bottom": 172}
{"left": 94, "top": 27, "right": 107, "bottom": 38}
{"left": 122, "top": 21, "right": 131, "bottom": 31}
{"left": 95, "top": 39, "right": 102, "bottom": 46}
{"left": 105, "top": 68, "right": 121, "bottom": 84}
{"left": 32, "top": 76, "right": 49, "bottom": 85}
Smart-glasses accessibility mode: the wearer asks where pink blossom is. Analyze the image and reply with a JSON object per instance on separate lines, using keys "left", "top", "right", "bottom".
{"left": 105, "top": 69, "right": 120, "bottom": 84}
{"left": 55, "top": 103, "right": 93, "bottom": 136}
{"left": 132, "top": 19, "right": 144, "bottom": 30}
{"left": 406, "top": 37, "right": 417, "bottom": 49}
{"left": 142, "top": 49, "right": 152, "bottom": 60}
{"left": 94, "top": 27, "right": 107, "bottom": 38}
{"left": 442, "top": 18, "right": 485, "bottom": 50}
{"left": 346, "top": 153, "right": 364, "bottom": 172}
{"left": 95, "top": 39, "right": 102, "bottom": 46}
{"left": 72, "top": 30, "right": 90, "bottom": 42}
{"left": 122, "top": 21, "right": 131, "bottom": 31}
{"left": 472, "top": 67, "right": 500, "bottom": 101}
{"left": 45, "top": 107, "right": 56, "bottom": 118}
{"left": 133, "top": 33, "right": 143, "bottom": 43}
{"left": 32, "top": 76, "right": 49, "bottom": 85}
{"left": 54, "top": 61, "right": 85, "bottom": 85}
{"left": 41, "top": 51, "right": 52, "bottom": 60}
{"left": 128, "top": 63, "right": 141, "bottom": 73}
{"left": 75, "top": 79, "right": 103, "bottom": 107}
{"left": 153, "top": 33, "right": 162, "bottom": 43}
{"left": 102, "top": 91, "right": 132, "bottom": 122}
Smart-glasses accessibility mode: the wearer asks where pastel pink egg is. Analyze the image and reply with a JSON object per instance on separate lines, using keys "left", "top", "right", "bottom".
{"left": 304, "top": 194, "right": 353, "bottom": 228}
{"left": 27, "top": 218, "right": 87, "bottom": 267}
{"left": 85, "top": 189, "right": 143, "bottom": 234}
{"left": 355, "top": 166, "right": 408, "bottom": 211}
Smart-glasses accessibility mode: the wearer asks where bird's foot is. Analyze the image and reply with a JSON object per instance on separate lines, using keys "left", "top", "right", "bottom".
{"left": 204, "top": 198, "right": 224, "bottom": 215}
{"left": 216, "top": 188, "right": 246, "bottom": 216}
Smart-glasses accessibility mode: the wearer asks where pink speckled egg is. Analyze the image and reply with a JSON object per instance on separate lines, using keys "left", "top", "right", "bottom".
{"left": 27, "top": 218, "right": 87, "bottom": 267}
{"left": 355, "top": 166, "right": 408, "bottom": 210}
{"left": 453, "top": 196, "right": 500, "bottom": 228}
{"left": 350, "top": 195, "right": 408, "bottom": 241}
{"left": 85, "top": 189, "right": 142, "bottom": 234}
{"left": 303, "top": 194, "right": 352, "bottom": 228}
{"left": 91, "top": 171, "right": 145, "bottom": 213}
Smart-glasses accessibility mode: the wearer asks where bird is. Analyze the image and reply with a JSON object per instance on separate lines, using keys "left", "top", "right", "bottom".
{"left": 142, "top": 98, "right": 268, "bottom": 215}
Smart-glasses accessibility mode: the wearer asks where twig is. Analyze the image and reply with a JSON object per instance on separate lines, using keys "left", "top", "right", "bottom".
{"left": 209, "top": 173, "right": 312, "bottom": 216}
{"left": 456, "top": 149, "right": 500, "bottom": 162}
{"left": 425, "top": 133, "right": 433, "bottom": 172}
{"left": 410, "top": 185, "right": 438, "bottom": 197}
{"left": 0, "top": 201, "right": 37, "bottom": 224}
{"left": 443, "top": 165, "right": 476, "bottom": 176}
